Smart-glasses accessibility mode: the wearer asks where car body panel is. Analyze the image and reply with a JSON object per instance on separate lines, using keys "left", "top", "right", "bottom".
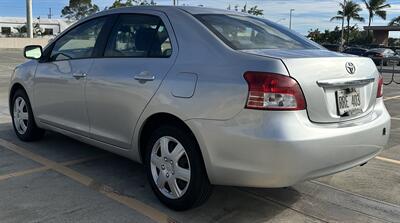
{"left": 34, "top": 59, "right": 93, "bottom": 136}
{"left": 85, "top": 10, "right": 178, "bottom": 149}
{"left": 186, "top": 98, "right": 390, "bottom": 187}
{"left": 241, "top": 49, "right": 379, "bottom": 123}
{"left": 242, "top": 48, "right": 344, "bottom": 59}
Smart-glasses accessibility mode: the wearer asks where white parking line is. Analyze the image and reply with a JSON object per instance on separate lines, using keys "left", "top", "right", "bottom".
{"left": 384, "top": 95, "right": 400, "bottom": 101}
{"left": 375, "top": 156, "right": 400, "bottom": 165}
{"left": 391, "top": 117, "right": 400, "bottom": 121}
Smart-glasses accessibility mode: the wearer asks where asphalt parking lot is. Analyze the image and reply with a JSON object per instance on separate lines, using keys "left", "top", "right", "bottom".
{"left": 0, "top": 49, "right": 400, "bottom": 223}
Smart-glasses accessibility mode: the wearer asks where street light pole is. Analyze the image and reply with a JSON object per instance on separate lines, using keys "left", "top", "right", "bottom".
{"left": 26, "top": 0, "right": 33, "bottom": 38}
{"left": 173, "top": 0, "right": 176, "bottom": 6}
{"left": 289, "top": 9, "right": 295, "bottom": 30}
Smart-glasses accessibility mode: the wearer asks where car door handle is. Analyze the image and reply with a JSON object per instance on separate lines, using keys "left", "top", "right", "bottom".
{"left": 72, "top": 72, "right": 87, "bottom": 79}
{"left": 134, "top": 71, "right": 155, "bottom": 82}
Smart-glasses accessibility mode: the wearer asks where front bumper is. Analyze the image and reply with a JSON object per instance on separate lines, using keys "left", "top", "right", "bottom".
{"left": 186, "top": 98, "right": 391, "bottom": 188}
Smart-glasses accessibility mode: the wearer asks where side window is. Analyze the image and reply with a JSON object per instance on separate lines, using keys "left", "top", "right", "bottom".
{"left": 105, "top": 14, "right": 172, "bottom": 58}
{"left": 50, "top": 17, "right": 106, "bottom": 61}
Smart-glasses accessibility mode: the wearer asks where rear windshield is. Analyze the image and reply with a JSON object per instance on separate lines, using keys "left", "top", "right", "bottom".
{"left": 196, "top": 14, "right": 318, "bottom": 50}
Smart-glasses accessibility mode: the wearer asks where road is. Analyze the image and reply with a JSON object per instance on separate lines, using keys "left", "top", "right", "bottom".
{"left": 0, "top": 49, "right": 399, "bottom": 223}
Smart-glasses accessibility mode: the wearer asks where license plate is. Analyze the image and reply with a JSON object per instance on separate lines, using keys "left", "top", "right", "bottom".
{"left": 335, "top": 88, "right": 362, "bottom": 116}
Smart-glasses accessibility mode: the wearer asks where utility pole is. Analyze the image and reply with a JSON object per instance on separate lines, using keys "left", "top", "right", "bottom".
{"left": 340, "top": 0, "right": 346, "bottom": 50}
{"left": 289, "top": 9, "right": 295, "bottom": 30}
{"left": 26, "top": 0, "right": 33, "bottom": 38}
{"left": 48, "top": 8, "right": 52, "bottom": 19}
{"left": 173, "top": 0, "right": 176, "bottom": 6}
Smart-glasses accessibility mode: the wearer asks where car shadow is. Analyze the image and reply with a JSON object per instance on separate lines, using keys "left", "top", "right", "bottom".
{"left": 0, "top": 122, "right": 301, "bottom": 223}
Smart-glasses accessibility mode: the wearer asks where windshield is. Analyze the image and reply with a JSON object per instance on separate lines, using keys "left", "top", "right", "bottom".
{"left": 196, "top": 14, "right": 318, "bottom": 50}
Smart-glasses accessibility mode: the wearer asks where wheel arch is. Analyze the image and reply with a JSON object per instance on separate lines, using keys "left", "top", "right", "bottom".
{"left": 9, "top": 82, "right": 28, "bottom": 114}
{"left": 138, "top": 112, "right": 210, "bottom": 180}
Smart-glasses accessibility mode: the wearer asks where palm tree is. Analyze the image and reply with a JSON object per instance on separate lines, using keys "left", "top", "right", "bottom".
{"left": 364, "top": 0, "right": 391, "bottom": 37}
{"left": 389, "top": 16, "right": 400, "bottom": 26}
{"left": 331, "top": 1, "right": 365, "bottom": 45}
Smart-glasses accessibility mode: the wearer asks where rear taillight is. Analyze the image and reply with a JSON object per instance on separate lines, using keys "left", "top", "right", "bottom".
{"left": 377, "top": 74, "right": 383, "bottom": 98}
{"left": 244, "top": 72, "right": 306, "bottom": 110}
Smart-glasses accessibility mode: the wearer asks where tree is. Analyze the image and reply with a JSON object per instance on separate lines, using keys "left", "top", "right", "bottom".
{"left": 364, "top": 0, "right": 391, "bottom": 37}
{"left": 14, "top": 23, "right": 42, "bottom": 37}
{"left": 141, "top": 0, "right": 156, "bottom": 5}
{"left": 307, "top": 26, "right": 342, "bottom": 44}
{"left": 389, "top": 16, "right": 400, "bottom": 26}
{"left": 228, "top": 4, "right": 264, "bottom": 16}
{"left": 331, "top": 1, "right": 364, "bottom": 45}
{"left": 307, "top": 26, "right": 372, "bottom": 46}
{"left": 109, "top": 0, "right": 156, "bottom": 9}
{"left": 61, "top": 0, "right": 100, "bottom": 21}
{"left": 33, "top": 23, "right": 43, "bottom": 36}
{"left": 247, "top": 6, "right": 264, "bottom": 16}
{"left": 110, "top": 0, "right": 134, "bottom": 8}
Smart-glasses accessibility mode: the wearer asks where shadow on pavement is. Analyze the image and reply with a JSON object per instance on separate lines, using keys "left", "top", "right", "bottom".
{"left": 0, "top": 122, "right": 302, "bottom": 223}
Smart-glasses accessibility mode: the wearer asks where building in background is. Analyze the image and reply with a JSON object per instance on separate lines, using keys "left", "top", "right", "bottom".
{"left": 364, "top": 26, "right": 400, "bottom": 47}
{"left": 0, "top": 17, "right": 71, "bottom": 37}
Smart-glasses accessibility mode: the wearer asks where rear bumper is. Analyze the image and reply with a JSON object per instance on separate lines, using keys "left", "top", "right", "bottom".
{"left": 186, "top": 98, "right": 391, "bottom": 188}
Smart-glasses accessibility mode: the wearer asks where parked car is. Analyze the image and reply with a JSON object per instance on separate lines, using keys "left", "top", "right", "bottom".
{"left": 322, "top": 43, "right": 341, "bottom": 52}
{"left": 10, "top": 6, "right": 390, "bottom": 211}
{"left": 363, "top": 48, "right": 396, "bottom": 65}
{"left": 342, "top": 47, "right": 367, "bottom": 56}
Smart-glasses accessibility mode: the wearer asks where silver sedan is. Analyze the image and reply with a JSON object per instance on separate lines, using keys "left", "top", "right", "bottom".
{"left": 9, "top": 6, "right": 390, "bottom": 210}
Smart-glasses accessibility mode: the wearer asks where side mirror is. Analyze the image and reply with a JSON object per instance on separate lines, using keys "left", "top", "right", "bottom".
{"left": 24, "top": 45, "right": 43, "bottom": 60}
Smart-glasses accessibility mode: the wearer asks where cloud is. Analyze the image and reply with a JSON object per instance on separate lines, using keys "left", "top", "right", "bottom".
{"left": 33, "top": 0, "right": 399, "bottom": 37}
{"left": 166, "top": 0, "right": 400, "bottom": 36}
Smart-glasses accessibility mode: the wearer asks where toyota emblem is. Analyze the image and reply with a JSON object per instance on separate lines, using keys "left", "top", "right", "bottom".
{"left": 345, "top": 62, "right": 356, "bottom": 75}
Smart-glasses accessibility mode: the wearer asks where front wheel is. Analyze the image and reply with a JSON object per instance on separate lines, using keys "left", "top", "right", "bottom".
{"left": 11, "top": 89, "right": 45, "bottom": 141}
{"left": 145, "top": 125, "right": 212, "bottom": 211}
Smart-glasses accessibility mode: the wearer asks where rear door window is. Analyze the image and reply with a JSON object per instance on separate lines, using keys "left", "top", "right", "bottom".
{"left": 197, "top": 14, "right": 317, "bottom": 50}
{"left": 104, "top": 14, "right": 172, "bottom": 58}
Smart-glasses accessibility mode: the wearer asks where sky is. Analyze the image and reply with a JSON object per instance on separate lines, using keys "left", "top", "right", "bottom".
{"left": 0, "top": 0, "right": 399, "bottom": 37}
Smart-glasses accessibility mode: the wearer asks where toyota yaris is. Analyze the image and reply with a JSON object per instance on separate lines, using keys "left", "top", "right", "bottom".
{"left": 9, "top": 6, "right": 390, "bottom": 210}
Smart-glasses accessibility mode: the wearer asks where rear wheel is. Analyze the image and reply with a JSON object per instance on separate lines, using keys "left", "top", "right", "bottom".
{"left": 11, "top": 89, "right": 45, "bottom": 141}
{"left": 145, "top": 124, "right": 212, "bottom": 211}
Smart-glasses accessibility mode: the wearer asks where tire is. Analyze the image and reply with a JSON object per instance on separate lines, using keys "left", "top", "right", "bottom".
{"left": 144, "top": 124, "right": 212, "bottom": 211}
{"left": 11, "top": 89, "right": 45, "bottom": 141}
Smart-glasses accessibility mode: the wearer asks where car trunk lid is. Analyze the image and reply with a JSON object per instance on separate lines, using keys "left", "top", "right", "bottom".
{"left": 241, "top": 49, "right": 379, "bottom": 123}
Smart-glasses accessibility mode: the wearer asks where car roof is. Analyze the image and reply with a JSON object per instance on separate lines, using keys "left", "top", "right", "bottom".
{"left": 101, "top": 5, "right": 244, "bottom": 16}
{"left": 176, "top": 6, "right": 243, "bottom": 15}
